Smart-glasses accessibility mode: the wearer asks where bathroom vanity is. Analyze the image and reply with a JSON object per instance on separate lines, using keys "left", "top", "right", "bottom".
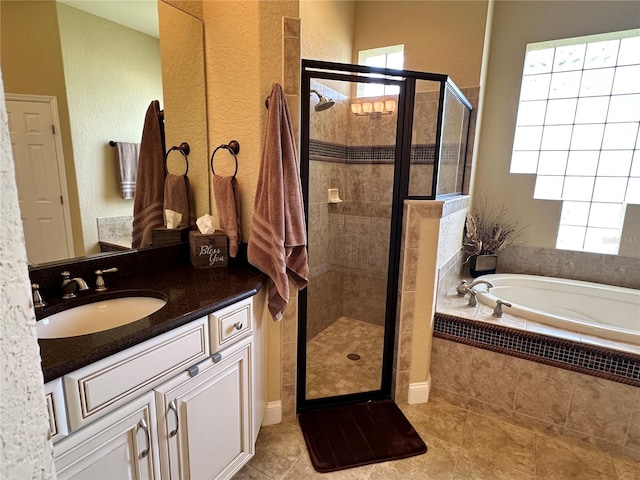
{"left": 32, "top": 245, "right": 267, "bottom": 480}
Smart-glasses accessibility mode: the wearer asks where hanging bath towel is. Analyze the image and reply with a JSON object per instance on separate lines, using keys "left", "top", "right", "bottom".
{"left": 213, "top": 175, "right": 241, "bottom": 257}
{"left": 248, "top": 83, "right": 309, "bottom": 320}
{"left": 163, "top": 173, "right": 193, "bottom": 227}
{"left": 132, "top": 100, "right": 165, "bottom": 248}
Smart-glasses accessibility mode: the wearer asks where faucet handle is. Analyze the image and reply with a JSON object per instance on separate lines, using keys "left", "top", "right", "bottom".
{"left": 467, "top": 288, "right": 478, "bottom": 307}
{"left": 32, "top": 283, "right": 46, "bottom": 309}
{"left": 492, "top": 299, "right": 512, "bottom": 317}
{"left": 95, "top": 267, "right": 118, "bottom": 292}
{"left": 456, "top": 280, "right": 469, "bottom": 296}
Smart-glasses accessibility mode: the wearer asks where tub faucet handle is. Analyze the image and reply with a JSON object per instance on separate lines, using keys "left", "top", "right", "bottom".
{"left": 456, "top": 280, "right": 469, "bottom": 296}
{"left": 493, "top": 299, "right": 512, "bottom": 317}
{"left": 467, "top": 288, "right": 478, "bottom": 307}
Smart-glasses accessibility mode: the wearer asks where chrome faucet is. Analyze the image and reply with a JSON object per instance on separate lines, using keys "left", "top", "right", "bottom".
{"left": 492, "top": 299, "right": 512, "bottom": 317}
{"left": 456, "top": 279, "right": 494, "bottom": 296}
{"left": 61, "top": 271, "right": 89, "bottom": 299}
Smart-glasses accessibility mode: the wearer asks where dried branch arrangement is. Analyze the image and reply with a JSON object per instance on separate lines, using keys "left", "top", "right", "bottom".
{"left": 463, "top": 197, "right": 527, "bottom": 258}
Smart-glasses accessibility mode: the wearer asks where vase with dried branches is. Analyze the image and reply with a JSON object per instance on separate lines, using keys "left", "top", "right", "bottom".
{"left": 462, "top": 198, "right": 527, "bottom": 277}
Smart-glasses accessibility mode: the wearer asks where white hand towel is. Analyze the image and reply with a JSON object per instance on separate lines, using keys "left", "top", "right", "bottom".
{"left": 115, "top": 142, "right": 140, "bottom": 199}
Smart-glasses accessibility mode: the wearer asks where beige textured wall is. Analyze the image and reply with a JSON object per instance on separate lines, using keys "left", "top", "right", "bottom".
{"left": 300, "top": 0, "right": 355, "bottom": 63}
{"left": 0, "top": 0, "right": 83, "bottom": 255}
{"left": 163, "top": 0, "right": 203, "bottom": 20}
{"left": 204, "top": 1, "right": 298, "bottom": 239}
{"left": 57, "top": 3, "right": 163, "bottom": 254}
{"left": 0, "top": 69, "right": 55, "bottom": 479}
{"left": 474, "top": 0, "right": 640, "bottom": 252}
{"left": 352, "top": 1, "right": 488, "bottom": 88}
{"left": 202, "top": 0, "right": 299, "bottom": 414}
{"left": 159, "top": 1, "right": 208, "bottom": 220}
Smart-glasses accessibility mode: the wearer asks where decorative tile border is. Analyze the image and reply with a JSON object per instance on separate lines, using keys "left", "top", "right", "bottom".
{"left": 434, "top": 313, "right": 640, "bottom": 387}
{"left": 309, "top": 139, "right": 435, "bottom": 165}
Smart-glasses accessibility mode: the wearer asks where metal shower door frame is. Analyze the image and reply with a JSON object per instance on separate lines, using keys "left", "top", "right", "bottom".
{"left": 296, "top": 59, "right": 470, "bottom": 413}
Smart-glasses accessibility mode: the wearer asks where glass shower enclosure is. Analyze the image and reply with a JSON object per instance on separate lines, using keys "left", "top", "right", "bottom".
{"left": 297, "top": 60, "right": 472, "bottom": 412}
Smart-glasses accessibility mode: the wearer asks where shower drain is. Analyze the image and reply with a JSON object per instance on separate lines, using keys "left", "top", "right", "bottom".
{"left": 347, "top": 353, "right": 361, "bottom": 361}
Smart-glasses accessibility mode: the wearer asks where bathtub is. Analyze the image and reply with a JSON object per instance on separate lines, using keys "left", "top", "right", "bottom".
{"left": 472, "top": 274, "right": 640, "bottom": 346}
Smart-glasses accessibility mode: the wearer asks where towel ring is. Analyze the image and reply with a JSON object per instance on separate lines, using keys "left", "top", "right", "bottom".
{"left": 164, "top": 142, "right": 190, "bottom": 176}
{"left": 210, "top": 140, "right": 239, "bottom": 177}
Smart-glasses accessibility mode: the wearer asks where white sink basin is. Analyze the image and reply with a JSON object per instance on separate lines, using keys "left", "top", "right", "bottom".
{"left": 37, "top": 296, "right": 167, "bottom": 339}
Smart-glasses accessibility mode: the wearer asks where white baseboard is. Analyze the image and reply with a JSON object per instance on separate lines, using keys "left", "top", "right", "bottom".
{"left": 262, "top": 401, "right": 282, "bottom": 426}
{"left": 408, "top": 376, "right": 431, "bottom": 405}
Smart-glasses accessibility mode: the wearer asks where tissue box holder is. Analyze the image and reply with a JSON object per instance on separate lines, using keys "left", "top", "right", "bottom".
{"left": 189, "top": 231, "right": 228, "bottom": 268}
{"left": 151, "top": 226, "right": 191, "bottom": 246}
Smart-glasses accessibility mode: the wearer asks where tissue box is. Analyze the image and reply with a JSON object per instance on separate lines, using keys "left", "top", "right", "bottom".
{"left": 151, "top": 226, "right": 192, "bottom": 246}
{"left": 189, "top": 231, "right": 228, "bottom": 268}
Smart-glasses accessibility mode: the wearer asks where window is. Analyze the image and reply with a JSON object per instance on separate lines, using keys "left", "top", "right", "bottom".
{"left": 357, "top": 45, "right": 404, "bottom": 97}
{"left": 510, "top": 29, "right": 640, "bottom": 254}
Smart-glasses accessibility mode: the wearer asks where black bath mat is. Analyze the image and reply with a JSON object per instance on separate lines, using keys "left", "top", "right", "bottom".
{"left": 298, "top": 399, "right": 427, "bottom": 473}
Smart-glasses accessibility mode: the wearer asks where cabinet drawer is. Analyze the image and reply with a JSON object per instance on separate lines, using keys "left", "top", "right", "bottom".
{"left": 65, "top": 317, "right": 209, "bottom": 431}
{"left": 209, "top": 298, "right": 252, "bottom": 352}
{"left": 45, "top": 378, "right": 68, "bottom": 442}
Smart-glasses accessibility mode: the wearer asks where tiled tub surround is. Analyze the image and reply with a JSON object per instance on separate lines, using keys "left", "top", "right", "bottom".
{"left": 429, "top": 334, "right": 640, "bottom": 463}
{"left": 432, "top": 274, "right": 640, "bottom": 462}
{"left": 496, "top": 244, "right": 640, "bottom": 290}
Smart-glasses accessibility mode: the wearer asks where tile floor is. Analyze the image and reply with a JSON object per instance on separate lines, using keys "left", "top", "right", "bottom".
{"left": 305, "top": 317, "right": 384, "bottom": 399}
{"left": 233, "top": 397, "right": 640, "bottom": 480}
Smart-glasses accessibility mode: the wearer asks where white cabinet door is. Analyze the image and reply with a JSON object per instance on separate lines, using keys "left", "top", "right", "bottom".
{"left": 155, "top": 337, "right": 252, "bottom": 480}
{"left": 54, "top": 392, "right": 159, "bottom": 480}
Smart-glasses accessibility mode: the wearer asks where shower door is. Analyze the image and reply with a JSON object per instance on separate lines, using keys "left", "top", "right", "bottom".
{"left": 297, "top": 60, "right": 473, "bottom": 412}
{"left": 297, "top": 61, "right": 407, "bottom": 411}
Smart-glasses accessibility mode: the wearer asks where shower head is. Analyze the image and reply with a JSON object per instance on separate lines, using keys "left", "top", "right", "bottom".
{"left": 311, "top": 89, "right": 335, "bottom": 112}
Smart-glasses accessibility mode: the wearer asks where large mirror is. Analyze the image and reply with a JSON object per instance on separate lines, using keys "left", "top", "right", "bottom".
{"left": 1, "top": 0, "right": 208, "bottom": 265}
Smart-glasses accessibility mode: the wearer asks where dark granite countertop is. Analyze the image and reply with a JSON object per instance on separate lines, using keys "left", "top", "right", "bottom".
{"left": 33, "top": 245, "right": 266, "bottom": 383}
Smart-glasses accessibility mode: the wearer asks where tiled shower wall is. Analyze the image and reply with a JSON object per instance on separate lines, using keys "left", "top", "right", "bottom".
{"left": 307, "top": 82, "right": 478, "bottom": 340}
{"left": 307, "top": 80, "right": 396, "bottom": 338}
{"left": 307, "top": 160, "right": 392, "bottom": 338}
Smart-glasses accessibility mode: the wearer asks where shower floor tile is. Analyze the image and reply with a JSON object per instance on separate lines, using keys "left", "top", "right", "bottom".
{"left": 305, "top": 317, "right": 384, "bottom": 399}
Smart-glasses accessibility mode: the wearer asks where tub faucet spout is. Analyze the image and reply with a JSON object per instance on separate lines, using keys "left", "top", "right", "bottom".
{"left": 468, "top": 279, "right": 494, "bottom": 291}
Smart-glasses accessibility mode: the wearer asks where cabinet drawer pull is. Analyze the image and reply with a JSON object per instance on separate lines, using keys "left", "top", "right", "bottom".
{"left": 168, "top": 400, "right": 179, "bottom": 437}
{"left": 138, "top": 418, "right": 150, "bottom": 459}
{"left": 234, "top": 322, "right": 243, "bottom": 330}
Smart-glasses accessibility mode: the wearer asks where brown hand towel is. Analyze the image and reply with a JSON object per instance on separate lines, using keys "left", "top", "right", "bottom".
{"left": 248, "top": 83, "right": 309, "bottom": 320}
{"left": 163, "top": 173, "right": 192, "bottom": 227}
{"left": 132, "top": 100, "right": 165, "bottom": 248}
{"left": 213, "top": 175, "right": 241, "bottom": 257}
{"left": 115, "top": 142, "right": 140, "bottom": 199}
